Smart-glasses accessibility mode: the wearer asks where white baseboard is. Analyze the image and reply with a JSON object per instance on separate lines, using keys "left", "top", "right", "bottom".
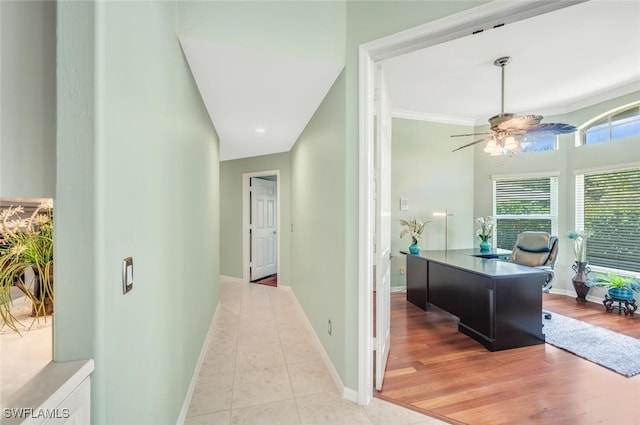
{"left": 279, "top": 286, "right": 356, "bottom": 401}
{"left": 547, "top": 288, "right": 603, "bottom": 304}
{"left": 176, "top": 301, "right": 220, "bottom": 425}
{"left": 220, "top": 275, "right": 245, "bottom": 284}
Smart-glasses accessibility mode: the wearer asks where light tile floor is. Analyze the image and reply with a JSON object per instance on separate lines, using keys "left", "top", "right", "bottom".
{"left": 185, "top": 280, "right": 446, "bottom": 425}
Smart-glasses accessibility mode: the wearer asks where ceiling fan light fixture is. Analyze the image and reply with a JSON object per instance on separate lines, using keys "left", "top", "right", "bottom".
{"left": 451, "top": 55, "right": 576, "bottom": 154}
{"left": 490, "top": 146, "right": 503, "bottom": 156}
{"left": 484, "top": 138, "right": 497, "bottom": 153}
{"left": 504, "top": 136, "right": 520, "bottom": 152}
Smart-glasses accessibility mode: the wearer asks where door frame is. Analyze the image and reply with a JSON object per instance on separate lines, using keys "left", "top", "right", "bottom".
{"left": 243, "top": 170, "right": 281, "bottom": 283}
{"left": 357, "top": 0, "right": 583, "bottom": 405}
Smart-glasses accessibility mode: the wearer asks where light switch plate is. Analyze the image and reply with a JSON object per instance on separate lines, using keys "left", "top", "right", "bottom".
{"left": 400, "top": 197, "right": 409, "bottom": 211}
{"left": 122, "top": 257, "right": 133, "bottom": 294}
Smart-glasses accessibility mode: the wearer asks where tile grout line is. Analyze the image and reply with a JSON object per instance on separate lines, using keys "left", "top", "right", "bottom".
{"left": 270, "top": 287, "right": 305, "bottom": 424}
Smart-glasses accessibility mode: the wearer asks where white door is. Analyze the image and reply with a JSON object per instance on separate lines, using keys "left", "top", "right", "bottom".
{"left": 374, "top": 64, "right": 392, "bottom": 391}
{"left": 250, "top": 177, "right": 277, "bottom": 281}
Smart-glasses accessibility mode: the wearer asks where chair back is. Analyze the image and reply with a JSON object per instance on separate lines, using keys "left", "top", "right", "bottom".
{"left": 509, "top": 232, "right": 559, "bottom": 269}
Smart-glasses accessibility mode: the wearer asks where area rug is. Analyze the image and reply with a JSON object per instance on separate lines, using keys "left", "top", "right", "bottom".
{"left": 543, "top": 312, "right": 640, "bottom": 377}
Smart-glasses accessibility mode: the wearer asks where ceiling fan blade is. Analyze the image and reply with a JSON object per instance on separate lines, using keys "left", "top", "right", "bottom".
{"left": 496, "top": 114, "right": 543, "bottom": 132}
{"left": 450, "top": 132, "right": 492, "bottom": 138}
{"left": 526, "top": 122, "right": 577, "bottom": 135}
{"left": 452, "top": 137, "right": 487, "bottom": 152}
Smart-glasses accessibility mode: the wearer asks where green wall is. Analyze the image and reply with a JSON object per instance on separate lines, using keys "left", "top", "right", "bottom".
{"left": 291, "top": 71, "right": 348, "bottom": 386}
{"left": 219, "top": 153, "right": 291, "bottom": 286}
{"left": 390, "top": 118, "right": 475, "bottom": 289}
{"left": 0, "top": 0, "right": 56, "bottom": 198}
{"left": 56, "top": 2, "right": 220, "bottom": 424}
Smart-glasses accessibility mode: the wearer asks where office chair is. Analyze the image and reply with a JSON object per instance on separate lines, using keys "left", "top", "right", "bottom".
{"left": 509, "top": 231, "right": 559, "bottom": 319}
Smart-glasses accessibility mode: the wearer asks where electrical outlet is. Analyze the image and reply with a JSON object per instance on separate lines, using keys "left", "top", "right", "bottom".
{"left": 328, "top": 319, "right": 332, "bottom": 336}
{"left": 400, "top": 266, "right": 405, "bottom": 275}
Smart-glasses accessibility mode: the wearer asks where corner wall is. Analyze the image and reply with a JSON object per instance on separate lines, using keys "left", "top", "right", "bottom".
{"left": 390, "top": 118, "right": 474, "bottom": 289}
{"left": 56, "top": 2, "right": 220, "bottom": 424}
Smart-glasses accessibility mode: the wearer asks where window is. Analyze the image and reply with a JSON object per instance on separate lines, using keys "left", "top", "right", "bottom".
{"left": 581, "top": 104, "right": 640, "bottom": 145}
{"left": 575, "top": 167, "right": 640, "bottom": 273}
{"left": 519, "top": 134, "right": 557, "bottom": 153}
{"left": 493, "top": 176, "right": 558, "bottom": 250}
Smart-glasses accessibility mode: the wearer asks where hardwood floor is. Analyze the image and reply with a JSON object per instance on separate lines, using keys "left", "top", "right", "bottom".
{"left": 376, "top": 292, "right": 640, "bottom": 425}
{"left": 252, "top": 273, "right": 277, "bottom": 287}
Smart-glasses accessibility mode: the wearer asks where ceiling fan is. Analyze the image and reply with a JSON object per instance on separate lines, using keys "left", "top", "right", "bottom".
{"left": 451, "top": 56, "right": 577, "bottom": 154}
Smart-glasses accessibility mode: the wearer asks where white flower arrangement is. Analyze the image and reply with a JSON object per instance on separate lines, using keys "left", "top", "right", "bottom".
{"left": 567, "top": 230, "right": 593, "bottom": 263}
{"left": 399, "top": 218, "right": 428, "bottom": 245}
{"left": 475, "top": 216, "right": 494, "bottom": 242}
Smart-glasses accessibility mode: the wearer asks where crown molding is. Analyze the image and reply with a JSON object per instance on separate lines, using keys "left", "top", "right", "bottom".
{"left": 391, "top": 109, "right": 475, "bottom": 126}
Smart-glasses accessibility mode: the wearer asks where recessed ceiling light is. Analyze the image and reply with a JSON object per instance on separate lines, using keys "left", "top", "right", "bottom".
{"left": 255, "top": 128, "right": 266, "bottom": 134}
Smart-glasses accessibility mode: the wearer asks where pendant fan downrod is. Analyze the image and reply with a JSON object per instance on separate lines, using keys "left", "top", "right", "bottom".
{"left": 489, "top": 56, "right": 514, "bottom": 129}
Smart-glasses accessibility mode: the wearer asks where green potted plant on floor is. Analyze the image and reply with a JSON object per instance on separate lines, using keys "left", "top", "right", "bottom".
{"left": 586, "top": 272, "right": 640, "bottom": 301}
{"left": 0, "top": 202, "right": 54, "bottom": 333}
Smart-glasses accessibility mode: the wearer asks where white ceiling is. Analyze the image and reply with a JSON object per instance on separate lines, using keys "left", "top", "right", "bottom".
{"left": 180, "top": 1, "right": 639, "bottom": 161}
{"left": 179, "top": 37, "right": 343, "bottom": 161}
{"left": 383, "top": 0, "right": 640, "bottom": 126}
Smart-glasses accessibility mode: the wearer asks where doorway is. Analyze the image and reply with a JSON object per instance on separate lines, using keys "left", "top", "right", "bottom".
{"left": 357, "top": 1, "right": 579, "bottom": 405}
{"left": 243, "top": 171, "right": 281, "bottom": 286}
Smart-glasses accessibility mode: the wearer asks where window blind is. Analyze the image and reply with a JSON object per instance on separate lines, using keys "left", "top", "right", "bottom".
{"left": 494, "top": 177, "right": 558, "bottom": 250}
{"left": 576, "top": 168, "right": 640, "bottom": 273}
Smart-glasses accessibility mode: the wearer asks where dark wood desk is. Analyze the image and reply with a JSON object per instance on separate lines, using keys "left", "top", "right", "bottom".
{"left": 403, "top": 249, "right": 546, "bottom": 351}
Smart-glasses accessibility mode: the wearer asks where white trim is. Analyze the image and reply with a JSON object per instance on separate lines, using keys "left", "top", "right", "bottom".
{"left": 391, "top": 109, "right": 476, "bottom": 126}
{"left": 357, "top": 0, "right": 583, "bottom": 406}
{"left": 575, "top": 99, "right": 640, "bottom": 146}
{"left": 573, "top": 161, "right": 640, "bottom": 176}
{"left": 279, "top": 286, "right": 355, "bottom": 400}
{"left": 242, "top": 170, "right": 281, "bottom": 283}
{"left": 548, "top": 288, "right": 602, "bottom": 304}
{"left": 390, "top": 286, "right": 407, "bottom": 293}
{"left": 577, "top": 99, "right": 640, "bottom": 131}
{"left": 358, "top": 45, "right": 375, "bottom": 406}
{"left": 219, "top": 275, "right": 245, "bottom": 285}
{"left": 176, "top": 301, "right": 221, "bottom": 425}
{"left": 491, "top": 171, "right": 560, "bottom": 180}
{"left": 359, "top": 1, "right": 583, "bottom": 61}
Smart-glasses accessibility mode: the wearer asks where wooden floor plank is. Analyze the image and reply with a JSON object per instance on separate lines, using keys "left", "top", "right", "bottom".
{"left": 376, "top": 292, "right": 640, "bottom": 424}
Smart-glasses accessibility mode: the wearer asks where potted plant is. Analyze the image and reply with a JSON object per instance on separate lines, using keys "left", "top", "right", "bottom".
{"left": 587, "top": 272, "right": 640, "bottom": 301}
{"left": 567, "top": 230, "right": 593, "bottom": 302}
{"left": 475, "top": 216, "right": 494, "bottom": 251}
{"left": 400, "top": 218, "right": 428, "bottom": 254}
{"left": 0, "top": 202, "right": 54, "bottom": 333}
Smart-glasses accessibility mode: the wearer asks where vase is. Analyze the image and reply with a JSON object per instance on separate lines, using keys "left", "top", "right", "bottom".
{"left": 608, "top": 287, "right": 634, "bottom": 301}
{"left": 571, "top": 261, "right": 591, "bottom": 303}
{"left": 409, "top": 243, "right": 421, "bottom": 255}
{"left": 479, "top": 240, "right": 491, "bottom": 251}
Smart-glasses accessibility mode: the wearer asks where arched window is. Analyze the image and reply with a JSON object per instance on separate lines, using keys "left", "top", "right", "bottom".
{"left": 579, "top": 103, "right": 640, "bottom": 145}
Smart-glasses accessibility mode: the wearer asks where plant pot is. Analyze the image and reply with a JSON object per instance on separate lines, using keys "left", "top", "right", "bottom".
{"left": 479, "top": 241, "right": 491, "bottom": 251}
{"left": 571, "top": 261, "right": 591, "bottom": 303}
{"left": 608, "top": 287, "right": 634, "bottom": 301}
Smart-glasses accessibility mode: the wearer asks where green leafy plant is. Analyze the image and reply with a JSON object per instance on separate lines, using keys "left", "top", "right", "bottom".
{"left": 586, "top": 272, "right": 640, "bottom": 292}
{"left": 0, "top": 202, "right": 54, "bottom": 333}
{"left": 400, "top": 218, "right": 429, "bottom": 245}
